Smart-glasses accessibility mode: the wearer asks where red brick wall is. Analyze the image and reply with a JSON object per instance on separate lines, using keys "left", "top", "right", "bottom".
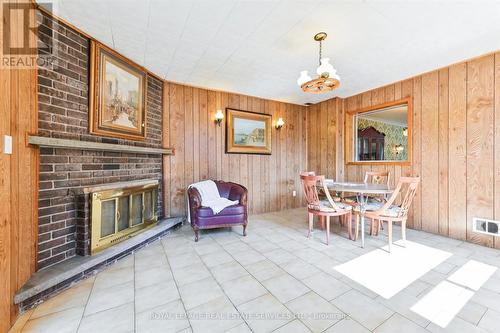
{"left": 37, "top": 12, "right": 164, "bottom": 269}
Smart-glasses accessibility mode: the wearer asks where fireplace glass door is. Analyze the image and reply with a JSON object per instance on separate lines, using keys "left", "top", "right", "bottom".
{"left": 91, "top": 184, "right": 159, "bottom": 254}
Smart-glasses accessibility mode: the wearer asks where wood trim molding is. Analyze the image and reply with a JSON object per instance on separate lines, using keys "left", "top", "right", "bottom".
{"left": 345, "top": 97, "right": 412, "bottom": 166}
{"left": 28, "top": 136, "right": 175, "bottom": 155}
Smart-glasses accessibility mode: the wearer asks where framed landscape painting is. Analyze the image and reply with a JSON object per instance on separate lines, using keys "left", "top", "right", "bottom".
{"left": 226, "top": 108, "right": 272, "bottom": 154}
{"left": 90, "top": 41, "right": 147, "bottom": 140}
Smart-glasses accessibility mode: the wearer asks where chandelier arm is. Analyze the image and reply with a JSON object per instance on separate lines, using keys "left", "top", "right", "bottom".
{"left": 318, "top": 40, "right": 322, "bottom": 65}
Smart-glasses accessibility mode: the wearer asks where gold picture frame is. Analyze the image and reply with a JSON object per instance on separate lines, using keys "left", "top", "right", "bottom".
{"left": 226, "top": 108, "right": 272, "bottom": 155}
{"left": 89, "top": 41, "right": 147, "bottom": 140}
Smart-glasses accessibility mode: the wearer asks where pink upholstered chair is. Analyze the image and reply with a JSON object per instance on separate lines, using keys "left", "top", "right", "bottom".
{"left": 300, "top": 174, "right": 352, "bottom": 245}
{"left": 360, "top": 176, "right": 420, "bottom": 252}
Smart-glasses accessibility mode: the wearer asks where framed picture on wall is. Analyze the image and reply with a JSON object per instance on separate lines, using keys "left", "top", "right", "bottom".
{"left": 226, "top": 108, "right": 272, "bottom": 154}
{"left": 89, "top": 41, "right": 147, "bottom": 140}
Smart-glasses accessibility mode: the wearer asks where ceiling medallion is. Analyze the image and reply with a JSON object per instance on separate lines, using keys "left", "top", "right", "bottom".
{"left": 297, "top": 32, "right": 340, "bottom": 94}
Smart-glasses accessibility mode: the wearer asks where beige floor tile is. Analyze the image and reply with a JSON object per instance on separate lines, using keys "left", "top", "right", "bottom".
{"left": 375, "top": 291, "right": 429, "bottom": 328}
{"left": 263, "top": 248, "right": 297, "bottom": 265}
{"left": 246, "top": 260, "right": 284, "bottom": 282}
{"left": 273, "top": 319, "right": 311, "bottom": 333}
{"left": 22, "top": 307, "right": 84, "bottom": 333}
{"left": 135, "top": 280, "right": 180, "bottom": 313}
{"left": 222, "top": 240, "right": 252, "bottom": 254}
{"left": 136, "top": 299, "right": 190, "bottom": 333}
{"left": 93, "top": 265, "right": 134, "bottom": 291}
{"left": 200, "top": 251, "right": 234, "bottom": 268}
{"left": 457, "top": 301, "right": 487, "bottom": 326}
{"left": 134, "top": 252, "right": 169, "bottom": 270}
{"left": 426, "top": 317, "right": 488, "bottom": 333}
{"left": 193, "top": 242, "right": 224, "bottom": 256}
{"left": 281, "top": 259, "right": 320, "bottom": 280}
{"left": 261, "top": 273, "right": 309, "bottom": 303}
{"left": 232, "top": 249, "right": 266, "bottom": 266}
{"left": 237, "top": 294, "right": 293, "bottom": 333}
{"left": 221, "top": 274, "right": 267, "bottom": 305}
{"left": 286, "top": 291, "right": 344, "bottom": 333}
{"left": 478, "top": 308, "right": 500, "bottom": 332}
{"left": 84, "top": 280, "right": 134, "bottom": 316}
{"left": 210, "top": 261, "right": 248, "bottom": 284}
{"left": 373, "top": 313, "right": 428, "bottom": 333}
{"left": 135, "top": 265, "right": 174, "bottom": 289}
{"left": 178, "top": 277, "right": 225, "bottom": 310}
{"left": 78, "top": 302, "right": 134, "bottom": 333}
{"left": 302, "top": 272, "right": 351, "bottom": 301}
{"left": 225, "top": 323, "right": 252, "bottom": 333}
{"left": 331, "top": 290, "right": 393, "bottom": 331}
{"left": 188, "top": 296, "right": 244, "bottom": 333}
{"left": 324, "top": 318, "right": 370, "bottom": 333}
{"left": 172, "top": 263, "right": 212, "bottom": 286}
{"left": 169, "top": 251, "right": 203, "bottom": 270}
{"left": 248, "top": 240, "right": 280, "bottom": 253}
{"left": 31, "top": 278, "right": 94, "bottom": 319}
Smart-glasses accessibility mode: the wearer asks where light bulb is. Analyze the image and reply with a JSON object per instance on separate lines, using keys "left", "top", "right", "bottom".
{"left": 297, "top": 70, "right": 311, "bottom": 86}
{"left": 316, "top": 58, "right": 335, "bottom": 78}
{"left": 215, "top": 109, "right": 224, "bottom": 125}
{"left": 276, "top": 117, "right": 285, "bottom": 129}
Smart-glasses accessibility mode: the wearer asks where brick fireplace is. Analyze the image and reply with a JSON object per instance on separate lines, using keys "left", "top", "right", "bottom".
{"left": 36, "top": 11, "right": 165, "bottom": 269}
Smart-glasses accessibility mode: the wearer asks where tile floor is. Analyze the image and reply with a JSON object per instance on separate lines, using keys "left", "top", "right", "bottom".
{"left": 9, "top": 208, "right": 500, "bottom": 333}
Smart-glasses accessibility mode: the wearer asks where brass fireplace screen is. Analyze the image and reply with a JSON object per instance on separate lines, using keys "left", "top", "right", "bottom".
{"left": 91, "top": 184, "right": 158, "bottom": 254}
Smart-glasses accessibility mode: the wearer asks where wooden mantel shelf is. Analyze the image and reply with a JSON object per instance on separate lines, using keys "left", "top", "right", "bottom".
{"left": 28, "top": 135, "right": 175, "bottom": 155}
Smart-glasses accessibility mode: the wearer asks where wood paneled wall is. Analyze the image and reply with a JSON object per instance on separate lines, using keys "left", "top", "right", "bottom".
{"left": 308, "top": 52, "right": 500, "bottom": 248}
{"left": 0, "top": 0, "right": 39, "bottom": 331}
{"left": 163, "top": 83, "right": 308, "bottom": 217}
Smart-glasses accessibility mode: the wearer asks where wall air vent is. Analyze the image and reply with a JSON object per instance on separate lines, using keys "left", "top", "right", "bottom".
{"left": 473, "top": 217, "right": 500, "bottom": 236}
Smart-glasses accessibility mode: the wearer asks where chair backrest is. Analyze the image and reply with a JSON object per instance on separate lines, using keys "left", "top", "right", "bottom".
{"left": 300, "top": 174, "right": 343, "bottom": 212}
{"left": 364, "top": 171, "right": 390, "bottom": 185}
{"left": 378, "top": 176, "right": 420, "bottom": 218}
{"left": 300, "top": 171, "right": 316, "bottom": 177}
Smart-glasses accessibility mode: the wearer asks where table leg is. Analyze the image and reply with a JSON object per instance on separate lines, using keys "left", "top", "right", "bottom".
{"left": 356, "top": 193, "right": 367, "bottom": 248}
{"left": 361, "top": 215, "right": 365, "bottom": 248}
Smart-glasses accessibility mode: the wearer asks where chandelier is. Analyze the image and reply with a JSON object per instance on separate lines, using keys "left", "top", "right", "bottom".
{"left": 297, "top": 32, "right": 340, "bottom": 93}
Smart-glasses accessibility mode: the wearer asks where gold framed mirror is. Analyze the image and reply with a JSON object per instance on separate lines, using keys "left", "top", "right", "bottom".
{"left": 345, "top": 98, "right": 412, "bottom": 165}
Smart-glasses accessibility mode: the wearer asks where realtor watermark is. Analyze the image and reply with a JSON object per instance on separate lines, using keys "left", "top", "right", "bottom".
{"left": 150, "top": 311, "right": 347, "bottom": 321}
{"left": 1, "top": 2, "right": 56, "bottom": 69}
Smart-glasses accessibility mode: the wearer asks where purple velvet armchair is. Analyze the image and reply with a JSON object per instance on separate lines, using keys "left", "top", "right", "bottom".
{"left": 187, "top": 180, "right": 248, "bottom": 242}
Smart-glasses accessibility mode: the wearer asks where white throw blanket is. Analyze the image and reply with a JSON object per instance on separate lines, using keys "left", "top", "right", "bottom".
{"left": 187, "top": 180, "right": 239, "bottom": 222}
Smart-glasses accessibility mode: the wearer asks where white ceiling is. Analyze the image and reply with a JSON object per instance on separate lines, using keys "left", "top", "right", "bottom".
{"left": 41, "top": 0, "right": 500, "bottom": 105}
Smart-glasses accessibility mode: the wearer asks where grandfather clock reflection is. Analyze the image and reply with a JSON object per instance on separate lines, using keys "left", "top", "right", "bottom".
{"left": 357, "top": 126, "right": 385, "bottom": 160}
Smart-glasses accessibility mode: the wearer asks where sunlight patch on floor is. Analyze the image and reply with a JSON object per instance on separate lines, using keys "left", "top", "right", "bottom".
{"left": 411, "top": 259, "right": 497, "bottom": 328}
{"left": 447, "top": 259, "right": 497, "bottom": 290}
{"left": 411, "top": 280, "right": 474, "bottom": 328}
{"left": 334, "top": 240, "right": 452, "bottom": 299}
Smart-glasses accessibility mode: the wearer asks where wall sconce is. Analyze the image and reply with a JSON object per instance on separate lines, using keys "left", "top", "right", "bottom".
{"left": 214, "top": 109, "right": 224, "bottom": 126}
{"left": 275, "top": 117, "right": 285, "bottom": 130}
{"left": 402, "top": 127, "right": 408, "bottom": 136}
{"left": 395, "top": 144, "right": 404, "bottom": 155}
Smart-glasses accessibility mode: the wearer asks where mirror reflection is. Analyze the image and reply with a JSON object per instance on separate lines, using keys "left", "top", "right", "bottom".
{"left": 355, "top": 104, "right": 408, "bottom": 161}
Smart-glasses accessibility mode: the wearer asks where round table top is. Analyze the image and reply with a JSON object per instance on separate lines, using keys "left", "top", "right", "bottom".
{"left": 324, "top": 179, "right": 394, "bottom": 194}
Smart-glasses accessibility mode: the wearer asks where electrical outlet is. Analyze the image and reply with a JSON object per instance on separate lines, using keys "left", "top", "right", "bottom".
{"left": 3, "top": 135, "right": 12, "bottom": 155}
{"left": 292, "top": 190, "right": 297, "bottom": 197}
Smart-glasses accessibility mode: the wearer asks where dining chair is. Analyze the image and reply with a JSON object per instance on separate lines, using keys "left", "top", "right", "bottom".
{"left": 300, "top": 174, "right": 352, "bottom": 245}
{"left": 346, "top": 171, "right": 391, "bottom": 240}
{"left": 358, "top": 176, "right": 420, "bottom": 252}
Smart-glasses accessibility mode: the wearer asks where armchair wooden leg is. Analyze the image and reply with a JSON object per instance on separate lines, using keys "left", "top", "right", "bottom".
{"left": 354, "top": 214, "right": 360, "bottom": 241}
{"left": 194, "top": 228, "right": 199, "bottom": 242}
{"left": 326, "top": 216, "right": 330, "bottom": 245}
{"left": 401, "top": 219, "right": 406, "bottom": 247}
{"left": 243, "top": 224, "right": 247, "bottom": 237}
{"left": 320, "top": 216, "right": 325, "bottom": 230}
{"left": 348, "top": 214, "right": 353, "bottom": 240}
{"left": 388, "top": 221, "right": 393, "bottom": 253}
{"left": 308, "top": 213, "right": 313, "bottom": 238}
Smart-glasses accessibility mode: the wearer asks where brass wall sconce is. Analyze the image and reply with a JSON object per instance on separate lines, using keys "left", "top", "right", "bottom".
{"left": 275, "top": 117, "right": 285, "bottom": 130}
{"left": 395, "top": 144, "right": 404, "bottom": 155}
{"left": 215, "top": 109, "right": 224, "bottom": 126}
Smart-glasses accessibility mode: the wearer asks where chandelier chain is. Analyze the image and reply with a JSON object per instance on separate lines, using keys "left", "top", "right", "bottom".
{"left": 319, "top": 40, "right": 322, "bottom": 65}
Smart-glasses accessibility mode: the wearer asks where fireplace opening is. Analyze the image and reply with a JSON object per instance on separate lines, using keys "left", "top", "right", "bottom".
{"left": 90, "top": 183, "right": 159, "bottom": 254}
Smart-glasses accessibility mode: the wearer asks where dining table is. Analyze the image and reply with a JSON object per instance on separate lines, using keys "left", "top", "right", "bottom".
{"left": 324, "top": 179, "right": 394, "bottom": 248}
